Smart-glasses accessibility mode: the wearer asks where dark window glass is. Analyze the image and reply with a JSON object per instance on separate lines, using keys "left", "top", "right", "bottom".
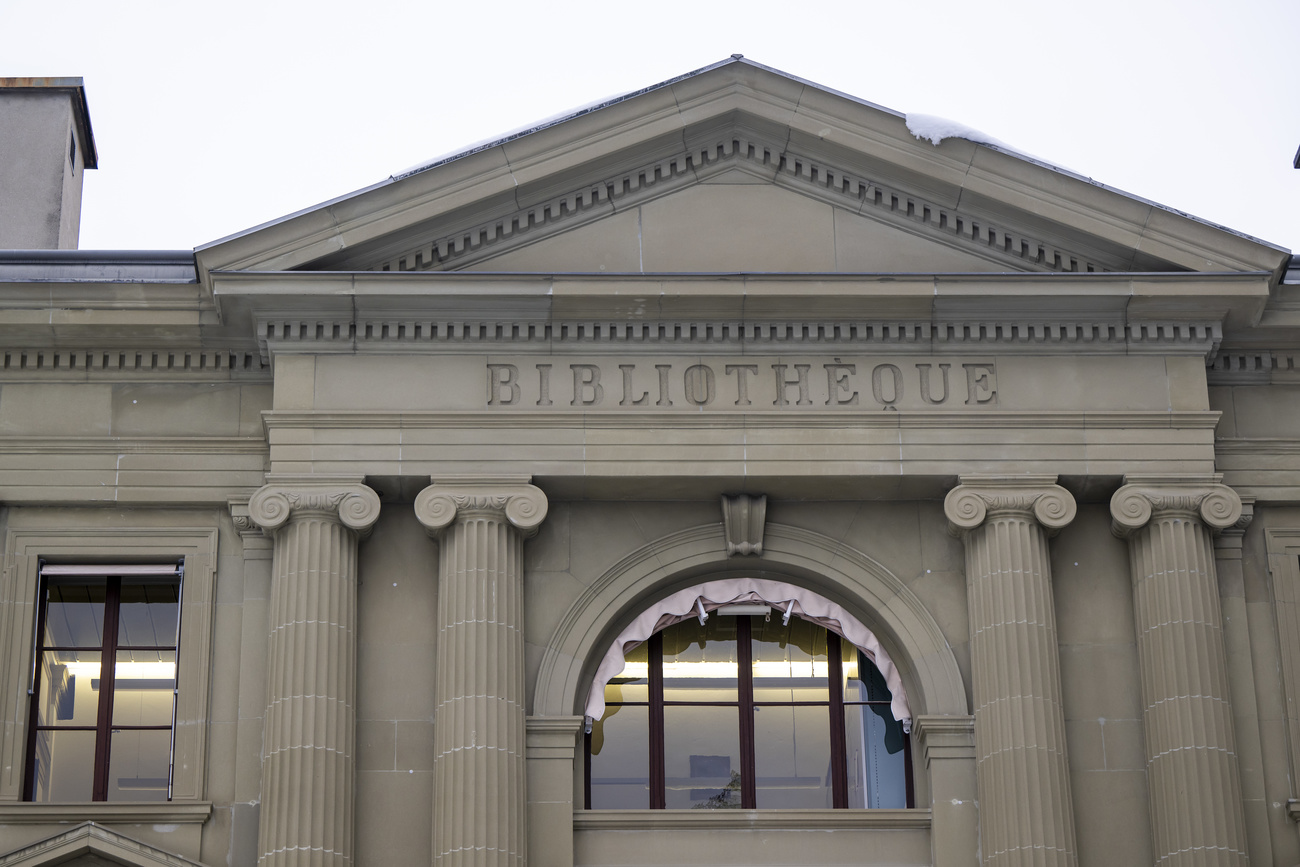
{"left": 586, "top": 612, "right": 911, "bottom": 810}
{"left": 25, "top": 572, "right": 181, "bottom": 802}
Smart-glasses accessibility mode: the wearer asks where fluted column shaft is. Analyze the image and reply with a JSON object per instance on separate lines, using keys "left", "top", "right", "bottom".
{"left": 946, "top": 476, "right": 1079, "bottom": 867}
{"left": 249, "top": 480, "right": 381, "bottom": 867}
{"left": 1111, "top": 476, "right": 1248, "bottom": 867}
{"left": 416, "top": 479, "right": 548, "bottom": 867}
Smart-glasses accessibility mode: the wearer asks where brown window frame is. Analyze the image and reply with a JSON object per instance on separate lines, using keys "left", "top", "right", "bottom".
{"left": 23, "top": 564, "right": 183, "bottom": 802}
{"left": 585, "top": 615, "right": 914, "bottom": 810}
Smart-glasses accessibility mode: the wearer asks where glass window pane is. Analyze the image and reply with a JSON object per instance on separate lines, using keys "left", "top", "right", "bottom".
{"left": 117, "top": 581, "right": 180, "bottom": 647}
{"left": 751, "top": 616, "right": 829, "bottom": 703}
{"left": 36, "top": 650, "right": 101, "bottom": 727}
{"left": 843, "top": 647, "right": 894, "bottom": 704}
{"left": 112, "top": 649, "right": 176, "bottom": 726}
{"left": 588, "top": 704, "right": 648, "bottom": 809}
{"left": 664, "top": 705, "right": 741, "bottom": 809}
{"left": 29, "top": 729, "right": 96, "bottom": 802}
{"left": 844, "top": 703, "right": 908, "bottom": 809}
{"left": 107, "top": 729, "right": 171, "bottom": 801}
{"left": 661, "top": 617, "right": 737, "bottom": 703}
{"left": 42, "top": 582, "right": 105, "bottom": 648}
{"left": 754, "top": 704, "right": 833, "bottom": 808}
{"left": 603, "top": 641, "right": 648, "bottom": 704}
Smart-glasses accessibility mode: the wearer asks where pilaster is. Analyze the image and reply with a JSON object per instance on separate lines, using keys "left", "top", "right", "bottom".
{"left": 525, "top": 716, "right": 583, "bottom": 867}
{"left": 1110, "top": 475, "right": 1248, "bottom": 867}
{"left": 913, "top": 715, "right": 979, "bottom": 867}
{"left": 415, "top": 478, "right": 548, "bottom": 867}
{"left": 248, "top": 479, "right": 382, "bottom": 867}
{"left": 944, "top": 475, "right": 1078, "bottom": 867}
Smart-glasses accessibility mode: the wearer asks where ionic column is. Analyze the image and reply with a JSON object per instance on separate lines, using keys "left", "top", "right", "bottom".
{"left": 415, "top": 478, "right": 548, "bottom": 867}
{"left": 249, "top": 479, "right": 382, "bottom": 867}
{"left": 1110, "top": 476, "right": 1248, "bottom": 867}
{"left": 945, "top": 476, "right": 1079, "bottom": 867}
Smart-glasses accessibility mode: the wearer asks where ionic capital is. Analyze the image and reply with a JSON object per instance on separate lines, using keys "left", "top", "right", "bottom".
{"left": 248, "top": 478, "right": 382, "bottom": 538}
{"left": 1109, "top": 474, "right": 1242, "bottom": 538}
{"left": 414, "top": 477, "right": 548, "bottom": 538}
{"left": 944, "top": 475, "right": 1076, "bottom": 537}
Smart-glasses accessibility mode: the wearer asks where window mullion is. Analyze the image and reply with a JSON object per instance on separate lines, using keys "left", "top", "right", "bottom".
{"left": 648, "top": 631, "right": 665, "bottom": 809}
{"left": 22, "top": 575, "right": 53, "bottom": 801}
{"left": 92, "top": 576, "right": 122, "bottom": 801}
{"left": 737, "top": 617, "right": 756, "bottom": 810}
{"left": 828, "top": 633, "right": 848, "bottom": 808}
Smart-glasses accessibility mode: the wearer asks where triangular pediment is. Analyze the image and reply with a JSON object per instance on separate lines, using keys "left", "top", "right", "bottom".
{"left": 0, "top": 823, "right": 206, "bottom": 867}
{"left": 196, "top": 58, "right": 1288, "bottom": 282}
{"left": 455, "top": 181, "right": 1014, "bottom": 274}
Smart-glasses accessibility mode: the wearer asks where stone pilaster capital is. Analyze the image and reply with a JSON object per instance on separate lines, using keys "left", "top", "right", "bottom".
{"left": 911, "top": 715, "right": 976, "bottom": 767}
{"left": 944, "top": 475, "right": 1076, "bottom": 538}
{"left": 414, "top": 477, "right": 548, "bottom": 539}
{"left": 1109, "top": 475, "right": 1242, "bottom": 538}
{"left": 227, "top": 497, "right": 264, "bottom": 540}
{"left": 248, "top": 477, "right": 382, "bottom": 538}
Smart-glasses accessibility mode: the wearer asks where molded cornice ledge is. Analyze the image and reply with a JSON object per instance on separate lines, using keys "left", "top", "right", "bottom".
{"left": 1109, "top": 474, "right": 1242, "bottom": 538}
{"left": 414, "top": 476, "right": 548, "bottom": 538}
{"left": 943, "top": 474, "right": 1077, "bottom": 537}
{"left": 247, "top": 476, "right": 382, "bottom": 539}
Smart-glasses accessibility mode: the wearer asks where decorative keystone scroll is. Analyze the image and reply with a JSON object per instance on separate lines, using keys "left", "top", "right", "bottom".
{"left": 414, "top": 478, "right": 548, "bottom": 538}
{"left": 943, "top": 474, "right": 1077, "bottom": 537}
{"left": 722, "top": 494, "right": 767, "bottom": 556}
{"left": 1109, "top": 475, "right": 1242, "bottom": 538}
{"left": 248, "top": 480, "right": 382, "bottom": 538}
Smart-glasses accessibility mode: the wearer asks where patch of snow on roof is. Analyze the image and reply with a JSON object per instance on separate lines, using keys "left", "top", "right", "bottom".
{"left": 905, "top": 113, "right": 1011, "bottom": 149}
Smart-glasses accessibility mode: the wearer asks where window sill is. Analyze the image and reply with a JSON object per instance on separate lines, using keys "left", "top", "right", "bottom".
{"left": 0, "top": 801, "right": 212, "bottom": 824}
{"left": 573, "top": 808, "right": 930, "bottom": 831}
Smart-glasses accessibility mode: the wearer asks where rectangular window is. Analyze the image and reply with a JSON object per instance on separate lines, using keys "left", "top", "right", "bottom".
{"left": 23, "top": 563, "right": 183, "bottom": 802}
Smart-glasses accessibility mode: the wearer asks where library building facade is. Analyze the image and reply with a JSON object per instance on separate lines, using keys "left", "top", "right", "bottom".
{"left": 0, "top": 60, "right": 1298, "bottom": 867}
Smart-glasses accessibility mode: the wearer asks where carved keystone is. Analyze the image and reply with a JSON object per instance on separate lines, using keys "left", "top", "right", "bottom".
{"left": 415, "top": 478, "right": 548, "bottom": 538}
{"left": 722, "top": 494, "right": 767, "bottom": 556}
{"left": 943, "top": 474, "right": 1076, "bottom": 537}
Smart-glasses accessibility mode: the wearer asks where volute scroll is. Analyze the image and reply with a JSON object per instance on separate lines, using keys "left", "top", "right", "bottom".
{"left": 1109, "top": 476, "right": 1242, "bottom": 538}
{"left": 415, "top": 479, "right": 549, "bottom": 538}
{"left": 248, "top": 480, "right": 382, "bottom": 536}
{"left": 944, "top": 475, "right": 1077, "bottom": 537}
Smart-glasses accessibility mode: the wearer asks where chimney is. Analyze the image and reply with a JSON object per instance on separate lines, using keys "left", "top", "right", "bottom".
{"left": 0, "top": 78, "right": 97, "bottom": 249}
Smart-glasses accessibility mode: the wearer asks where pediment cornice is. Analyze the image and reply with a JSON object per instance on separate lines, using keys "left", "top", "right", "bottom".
{"left": 195, "top": 60, "right": 1289, "bottom": 285}
{"left": 335, "top": 129, "right": 1142, "bottom": 277}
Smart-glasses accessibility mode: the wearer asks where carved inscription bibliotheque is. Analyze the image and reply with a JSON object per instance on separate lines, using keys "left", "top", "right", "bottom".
{"left": 485, "top": 357, "right": 997, "bottom": 410}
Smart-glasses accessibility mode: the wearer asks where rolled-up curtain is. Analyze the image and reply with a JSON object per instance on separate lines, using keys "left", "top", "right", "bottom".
{"left": 584, "top": 577, "right": 912, "bottom": 732}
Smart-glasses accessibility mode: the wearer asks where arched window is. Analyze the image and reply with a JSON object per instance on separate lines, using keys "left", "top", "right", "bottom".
{"left": 586, "top": 606, "right": 912, "bottom": 810}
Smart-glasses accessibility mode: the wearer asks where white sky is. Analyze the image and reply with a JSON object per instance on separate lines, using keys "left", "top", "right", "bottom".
{"left": 4, "top": 0, "right": 1299, "bottom": 254}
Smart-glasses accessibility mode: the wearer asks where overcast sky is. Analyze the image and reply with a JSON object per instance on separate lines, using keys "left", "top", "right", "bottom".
{"left": 5, "top": 0, "right": 1298, "bottom": 253}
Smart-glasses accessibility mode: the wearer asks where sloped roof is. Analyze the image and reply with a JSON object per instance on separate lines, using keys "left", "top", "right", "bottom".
{"left": 196, "top": 57, "right": 1288, "bottom": 283}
